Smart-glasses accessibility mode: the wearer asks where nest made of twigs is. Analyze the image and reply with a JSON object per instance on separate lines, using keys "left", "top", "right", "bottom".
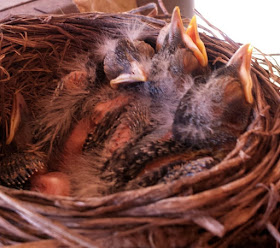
{"left": 0, "top": 3, "right": 280, "bottom": 248}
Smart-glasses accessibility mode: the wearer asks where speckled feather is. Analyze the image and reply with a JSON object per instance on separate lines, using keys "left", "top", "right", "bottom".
{"left": 125, "top": 156, "right": 216, "bottom": 190}
{"left": 0, "top": 153, "right": 45, "bottom": 186}
{"left": 173, "top": 64, "right": 253, "bottom": 148}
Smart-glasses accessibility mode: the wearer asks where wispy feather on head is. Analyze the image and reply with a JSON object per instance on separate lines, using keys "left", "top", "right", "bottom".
{"left": 121, "top": 20, "right": 150, "bottom": 42}
{"left": 94, "top": 37, "right": 118, "bottom": 61}
{"left": 94, "top": 20, "right": 150, "bottom": 62}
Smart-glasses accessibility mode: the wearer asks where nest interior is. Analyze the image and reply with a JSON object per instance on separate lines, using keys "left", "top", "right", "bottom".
{"left": 0, "top": 4, "right": 280, "bottom": 248}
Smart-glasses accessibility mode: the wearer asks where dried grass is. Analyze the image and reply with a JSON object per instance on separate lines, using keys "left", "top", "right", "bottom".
{"left": 0, "top": 4, "right": 280, "bottom": 247}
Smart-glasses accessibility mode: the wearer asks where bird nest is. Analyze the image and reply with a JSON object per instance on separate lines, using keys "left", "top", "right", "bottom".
{"left": 0, "top": 3, "right": 280, "bottom": 248}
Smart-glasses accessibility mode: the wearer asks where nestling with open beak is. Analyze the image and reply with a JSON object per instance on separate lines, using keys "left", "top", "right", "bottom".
{"left": 173, "top": 43, "right": 254, "bottom": 147}
{"left": 111, "top": 43, "right": 254, "bottom": 192}
{"left": 143, "top": 8, "right": 209, "bottom": 136}
{"left": 155, "top": 8, "right": 208, "bottom": 77}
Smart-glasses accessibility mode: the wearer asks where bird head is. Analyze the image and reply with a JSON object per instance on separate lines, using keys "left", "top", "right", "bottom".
{"left": 103, "top": 38, "right": 154, "bottom": 89}
{"left": 173, "top": 43, "right": 254, "bottom": 147}
{"left": 143, "top": 7, "right": 208, "bottom": 100}
{"left": 156, "top": 6, "right": 208, "bottom": 75}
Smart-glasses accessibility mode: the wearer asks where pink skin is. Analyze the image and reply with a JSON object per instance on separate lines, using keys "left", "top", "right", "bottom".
{"left": 30, "top": 172, "right": 71, "bottom": 196}
{"left": 63, "top": 118, "right": 91, "bottom": 157}
{"left": 62, "top": 70, "right": 88, "bottom": 90}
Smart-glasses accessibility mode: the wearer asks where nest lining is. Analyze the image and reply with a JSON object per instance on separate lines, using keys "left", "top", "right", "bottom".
{"left": 0, "top": 4, "right": 280, "bottom": 248}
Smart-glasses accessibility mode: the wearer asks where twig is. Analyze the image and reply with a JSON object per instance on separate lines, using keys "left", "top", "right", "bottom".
{"left": 157, "top": 0, "right": 169, "bottom": 15}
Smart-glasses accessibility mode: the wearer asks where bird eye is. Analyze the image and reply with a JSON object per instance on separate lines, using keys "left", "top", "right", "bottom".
{"left": 223, "top": 81, "right": 245, "bottom": 105}
{"left": 134, "top": 41, "right": 155, "bottom": 59}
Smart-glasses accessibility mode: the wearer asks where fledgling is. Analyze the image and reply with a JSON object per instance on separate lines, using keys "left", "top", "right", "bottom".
{"left": 173, "top": 43, "right": 254, "bottom": 148}
{"left": 95, "top": 21, "right": 155, "bottom": 89}
{"left": 103, "top": 43, "right": 254, "bottom": 193}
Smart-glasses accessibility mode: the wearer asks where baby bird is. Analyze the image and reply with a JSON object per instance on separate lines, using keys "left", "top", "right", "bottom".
{"left": 104, "top": 38, "right": 154, "bottom": 89}
{"left": 96, "top": 21, "right": 155, "bottom": 89}
{"left": 106, "top": 43, "right": 254, "bottom": 192}
{"left": 173, "top": 43, "right": 254, "bottom": 148}
{"left": 143, "top": 8, "right": 209, "bottom": 131}
{"left": 155, "top": 7, "right": 208, "bottom": 77}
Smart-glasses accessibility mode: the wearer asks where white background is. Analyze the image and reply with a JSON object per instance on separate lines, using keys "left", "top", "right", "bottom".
{"left": 195, "top": 0, "right": 280, "bottom": 65}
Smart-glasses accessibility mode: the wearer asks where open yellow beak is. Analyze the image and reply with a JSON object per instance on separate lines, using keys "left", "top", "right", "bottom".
{"left": 157, "top": 7, "right": 208, "bottom": 68}
{"left": 228, "top": 43, "right": 254, "bottom": 104}
{"left": 110, "top": 61, "right": 147, "bottom": 89}
{"left": 185, "top": 16, "right": 208, "bottom": 67}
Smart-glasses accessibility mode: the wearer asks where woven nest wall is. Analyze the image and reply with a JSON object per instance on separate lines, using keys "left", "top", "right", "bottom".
{"left": 0, "top": 4, "right": 280, "bottom": 248}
